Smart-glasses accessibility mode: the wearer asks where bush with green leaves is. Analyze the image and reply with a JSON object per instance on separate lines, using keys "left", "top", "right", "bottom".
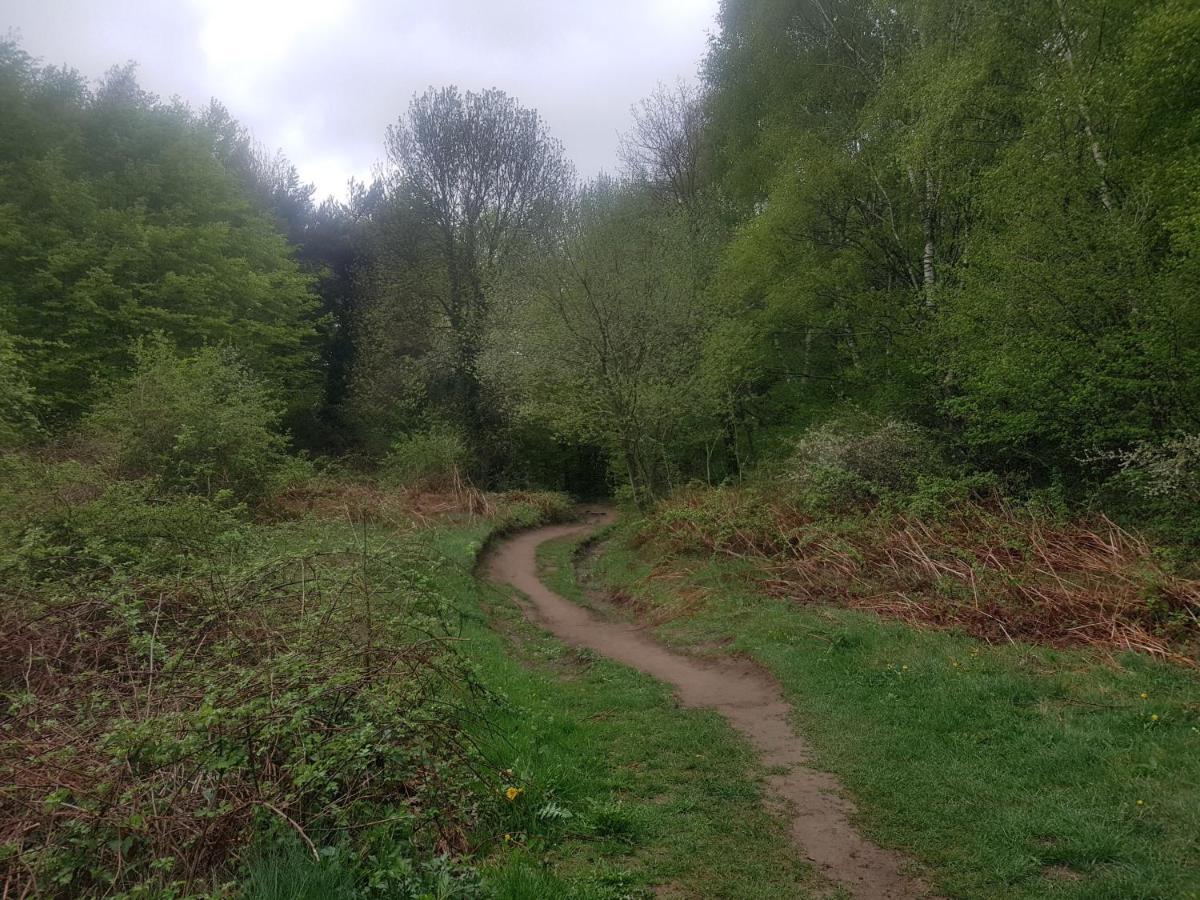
{"left": 380, "top": 427, "right": 468, "bottom": 491}
{"left": 85, "top": 339, "right": 304, "bottom": 503}
{"left": 0, "top": 330, "right": 40, "bottom": 448}
{"left": 0, "top": 513, "right": 492, "bottom": 898}
{"left": 784, "top": 416, "right": 945, "bottom": 511}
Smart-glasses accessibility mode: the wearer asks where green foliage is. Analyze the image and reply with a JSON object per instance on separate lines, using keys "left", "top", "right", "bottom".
{"left": 5, "top": 478, "right": 245, "bottom": 578}
{"left": 380, "top": 427, "right": 468, "bottom": 491}
{"left": 0, "top": 498, "right": 494, "bottom": 897}
{"left": 0, "top": 329, "right": 41, "bottom": 447}
{"left": 85, "top": 338, "right": 303, "bottom": 502}
{"left": 0, "top": 41, "right": 322, "bottom": 424}
{"left": 696, "top": 0, "right": 1200, "bottom": 536}
{"left": 241, "top": 843, "right": 357, "bottom": 900}
{"left": 496, "top": 182, "right": 715, "bottom": 506}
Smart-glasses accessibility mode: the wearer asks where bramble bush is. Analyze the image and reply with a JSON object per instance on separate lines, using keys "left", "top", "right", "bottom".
{"left": 0, "top": 500, "right": 493, "bottom": 897}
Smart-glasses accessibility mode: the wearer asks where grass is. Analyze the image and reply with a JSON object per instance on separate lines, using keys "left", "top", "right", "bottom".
{"left": 242, "top": 513, "right": 813, "bottom": 899}
{"left": 428, "top": 523, "right": 813, "bottom": 898}
{"left": 577, "top": 520, "right": 1200, "bottom": 899}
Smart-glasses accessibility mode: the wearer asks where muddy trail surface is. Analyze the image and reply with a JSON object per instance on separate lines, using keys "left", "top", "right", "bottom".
{"left": 485, "top": 509, "right": 932, "bottom": 900}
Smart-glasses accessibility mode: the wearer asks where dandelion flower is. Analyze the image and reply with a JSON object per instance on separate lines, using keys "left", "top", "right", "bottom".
{"left": 505, "top": 786, "right": 524, "bottom": 801}
{"left": 1136, "top": 800, "right": 1144, "bottom": 806}
{"left": 1140, "top": 693, "right": 1148, "bottom": 700}
{"left": 1150, "top": 714, "right": 1159, "bottom": 722}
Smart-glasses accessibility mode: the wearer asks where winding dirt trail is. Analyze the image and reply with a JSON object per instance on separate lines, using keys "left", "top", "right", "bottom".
{"left": 485, "top": 510, "right": 932, "bottom": 900}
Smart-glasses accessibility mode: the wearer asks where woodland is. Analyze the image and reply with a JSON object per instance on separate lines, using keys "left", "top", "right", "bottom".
{"left": 2, "top": 0, "right": 1198, "bottom": 896}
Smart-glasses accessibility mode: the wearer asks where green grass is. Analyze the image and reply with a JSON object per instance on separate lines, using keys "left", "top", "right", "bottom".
{"left": 580, "top": 521, "right": 1200, "bottom": 899}
{"left": 427, "top": 524, "right": 813, "bottom": 898}
{"left": 241, "top": 514, "right": 813, "bottom": 899}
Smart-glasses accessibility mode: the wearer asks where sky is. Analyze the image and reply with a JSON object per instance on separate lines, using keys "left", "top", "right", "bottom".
{"left": 5, "top": 0, "right": 721, "bottom": 200}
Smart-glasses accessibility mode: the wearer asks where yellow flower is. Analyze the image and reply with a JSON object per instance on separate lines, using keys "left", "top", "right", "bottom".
{"left": 1140, "top": 692, "right": 1148, "bottom": 700}
{"left": 505, "top": 786, "right": 524, "bottom": 801}
{"left": 1136, "top": 800, "right": 1144, "bottom": 806}
{"left": 1150, "top": 714, "right": 1159, "bottom": 722}
{"left": 503, "top": 833, "right": 513, "bottom": 842}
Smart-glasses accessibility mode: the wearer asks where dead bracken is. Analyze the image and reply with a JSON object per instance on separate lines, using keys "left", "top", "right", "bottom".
{"left": 646, "top": 490, "right": 1200, "bottom": 666}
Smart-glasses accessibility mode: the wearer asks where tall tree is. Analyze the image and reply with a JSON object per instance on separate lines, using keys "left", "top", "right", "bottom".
{"left": 621, "top": 80, "right": 709, "bottom": 213}
{"left": 496, "top": 181, "right": 712, "bottom": 507}
{"left": 383, "top": 87, "right": 572, "bottom": 466}
{"left": 0, "top": 43, "right": 323, "bottom": 423}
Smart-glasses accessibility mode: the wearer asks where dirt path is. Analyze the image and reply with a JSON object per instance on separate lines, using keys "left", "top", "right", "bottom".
{"left": 485, "top": 511, "right": 932, "bottom": 900}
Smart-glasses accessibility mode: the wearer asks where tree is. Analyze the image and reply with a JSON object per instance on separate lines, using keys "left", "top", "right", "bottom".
{"left": 620, "top": 80, "right": 709, "bottom": 213}
{"left": 0, "top": 329, "right": 40, "bottom": 447}
{"left": 0, "top": 43, "right": 323, "bottom": 424}
{"left": 496, "top": 181, "right": 712, "bottom": 507}
{"left": 382, "top": 86, "right": 572, "bottom": 466}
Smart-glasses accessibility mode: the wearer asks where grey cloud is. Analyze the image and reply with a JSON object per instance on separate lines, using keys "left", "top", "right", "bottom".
{"left": 6, "top": 0, "right": 719, "bottom": 199}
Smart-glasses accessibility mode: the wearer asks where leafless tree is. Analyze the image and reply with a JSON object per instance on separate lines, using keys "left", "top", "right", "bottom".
{"left": 620, "top": 80, "right": 709, "bottom": 212}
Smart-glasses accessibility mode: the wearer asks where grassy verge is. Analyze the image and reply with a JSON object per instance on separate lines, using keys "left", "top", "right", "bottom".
{"left": 240, "top": 510, "right": 811, "bottom": 899}
{"left": 576, "top": 519, "right": 1200, "bottom": 899}
{"left": 426, "top": 525, "right": 813, "bottom": 898}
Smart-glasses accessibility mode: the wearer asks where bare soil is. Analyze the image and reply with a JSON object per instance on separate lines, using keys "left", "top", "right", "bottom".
{"left": 485, "top": 510, "right": 933, "bottom": 899}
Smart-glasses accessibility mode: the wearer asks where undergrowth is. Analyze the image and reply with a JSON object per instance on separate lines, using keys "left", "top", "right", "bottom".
{"left": 644, "top": 484, "right": 1199, "bottom": 666}
{"left": 0, "top": 448, "right": 569, "bottom": 897}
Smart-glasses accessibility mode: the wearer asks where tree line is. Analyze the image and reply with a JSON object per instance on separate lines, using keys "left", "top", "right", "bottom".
{"left": 2, "top": 0, "right": 1198, "bottom": 532}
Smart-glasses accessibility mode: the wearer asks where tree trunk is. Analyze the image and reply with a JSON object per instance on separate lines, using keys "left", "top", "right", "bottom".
{"left": 922, "top": 169, "right": 937, "bottom": 292}
{"left": 1054, "top": 0, "right": 1114, "bottom": 212}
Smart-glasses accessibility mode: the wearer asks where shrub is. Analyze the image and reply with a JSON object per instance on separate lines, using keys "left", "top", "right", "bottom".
{"left": 381, "top": 427, "right": 468, "bottom": 491}
{"left": 8, "top": 482, "right": 246, "bottom": 578}
{"left": 85, "top": 338, "right": 302, "bottom": 502}
{"left": 1103, "top": 433, "right": 1200, "bottom": 543}
{"left": 0, "top": 526, "right": 489, "bottom": 897}
{"left": 785, "top": 416, "right": 943, "bottom": 511}
{"left": 0, "top": 330, "right": 41, "bottom": 447}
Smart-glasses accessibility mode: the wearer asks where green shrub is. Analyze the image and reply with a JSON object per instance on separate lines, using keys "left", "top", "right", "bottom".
{"left": 785, "top": 416, "right": 944, "bottom": 511}
{"left": 1101, "top": 433, "right": 1200, "bottom": 544}
{"left": 85, "top": 338, "right": 303, "bottom": 502}
{"left": 900, "top": 472, "right": 1001, "bottom": 520}
{"left": 0, "top": 330, "right": 41, "bottom": 447}
{"left": 495, "top": 491, "right": 574, "bottom": 529}
{"left": 12, "top": 483, "right": 246, "bottom": 578}
{"left": 380, "top": 427, "right": 468, "bottom": 491}
{"left": 1, "top": 524, "right": 489, "bottom": 898}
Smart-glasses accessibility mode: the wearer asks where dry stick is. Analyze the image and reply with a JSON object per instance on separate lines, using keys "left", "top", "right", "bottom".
{"left": 145, "top": 591, "right": 165, "bottom": 718}
{"left": 260, "top": 802, "right": 319, "bottom": 861}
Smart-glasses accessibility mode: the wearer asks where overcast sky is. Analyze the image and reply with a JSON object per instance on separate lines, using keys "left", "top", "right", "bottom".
{"left": 5, "top": 0, "right": 720, "bottom": 200}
